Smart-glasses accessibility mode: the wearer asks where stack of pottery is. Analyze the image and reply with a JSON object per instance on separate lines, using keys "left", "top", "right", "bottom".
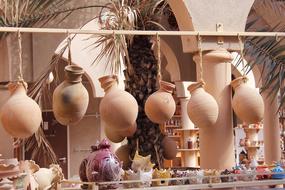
{"left": 53, "top": 65, "right": 89, "bottom": 125}
{"left": 99, "top": 75, "right": 138, "bottom": 142}
{"left": 231, "top": 76, "right": 264, "bottom": 124}
{"left": 187, "top": 81, "right": 219, "bottom": 128}
{"left": 0, "top": 81, "right": 42, "bottom": 138}
{"left": 145, "top": 81, "right": 176, "bottom": 124}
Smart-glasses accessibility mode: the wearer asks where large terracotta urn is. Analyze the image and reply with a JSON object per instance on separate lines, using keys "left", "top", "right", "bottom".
{"left": 145, "top": 81, "right": 176, "bottom": 124}
{"left": 187, "top": 81, "right": 219, "bottom": 128}
{"left": 161, "top": 136, "right": 177, "bottom": 160}
{"left": 231, "top": 76, "right": 264, "bottom": 124}
{"left": 53, "top": 65, "right": 89, "bottom": 125}
{"left": 99, "top": 75, "right": 138, "bottom": 131}
{"left": 0, "top": 81, "right": 42, "bottom": 138}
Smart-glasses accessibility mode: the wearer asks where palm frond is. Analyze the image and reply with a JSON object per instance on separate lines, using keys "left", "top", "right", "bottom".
{"left": 91, "top": 0, "right": 167, "bottom": 73}
{"left": 239, "top": 0, "right": 285, "bottom": 108}
{"left": 24, "top": 40, "right": 69, "bottom": 165}
{"left": 0, "top": 0, "right": 105, "bottom": 39}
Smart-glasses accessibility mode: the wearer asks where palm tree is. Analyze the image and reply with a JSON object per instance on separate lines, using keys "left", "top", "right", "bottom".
{"left": 94, "top": 0, "right": 168, "bottom": 167}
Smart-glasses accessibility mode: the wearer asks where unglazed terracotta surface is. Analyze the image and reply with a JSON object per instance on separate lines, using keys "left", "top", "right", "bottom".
{"left": 115, "top": 144, "right": 131, "bottom": 170}
{"left": 53, "top": 65, "right": 89, "bottom": 125}
{"left": 231, "top": 76, "right": 264, "bottom": 124}
{"left": 187, "top": 82, "right": 219, "bottom": 128}
{"left": 145, "top": 81, "right": 176, "bottom": 124}
{"left": 0, "top": 81, "right": 42, "bottom": 138}
{"left": 99, "top": 75, "right": 138, "bottom": 131}
{"left": 104, "top": 125, "right": 125, "bottom": 143}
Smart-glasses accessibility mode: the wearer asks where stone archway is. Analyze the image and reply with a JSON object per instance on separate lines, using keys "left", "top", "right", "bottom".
{"left": 167, "top": 0, "right": 255, "bottom": 170}
{"left": 55, "top": 18, "right": 126, "bottom": 98}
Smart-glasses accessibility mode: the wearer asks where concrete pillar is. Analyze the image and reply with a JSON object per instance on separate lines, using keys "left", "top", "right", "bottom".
{"left": 193, "top": 48, "right": 235, "bottom": 169}
{"left": 262, "top": 90, "right": 281, "bottom": 164}
{"left": 180, "top": 97, "right": 194, "bottom": 129}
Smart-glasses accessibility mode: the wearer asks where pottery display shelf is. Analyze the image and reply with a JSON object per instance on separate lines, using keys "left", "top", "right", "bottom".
{"left": 175, "top": 128, "right": 200, "bottom": 168}
{"left": 238, "top": 124, "right": 264, "bottom": 160}
{"left": 59, "top": 178, "right": 285, "bottom": 190}
{"left": 162, "top": 117, "right": 182, "bottom": 168}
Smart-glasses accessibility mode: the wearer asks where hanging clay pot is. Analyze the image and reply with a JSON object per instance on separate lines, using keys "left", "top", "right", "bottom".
{"left": 118, "top": 123, "right": 137, "bottom": 137}
{"left": 104, "top": 126, "right": 125, "bottom": 143}
{"left": 145, "top": 81, "right": 176, "bottom": 124}
{"left": 99, "top": 75, "right": 138, "bottom": 131}
{"left": 0, "top": 81, "right": 42, "bottom": 138}
{"left": 231, "top": 76, "right": 264, "bottom": 124}
{"left": 162, "top": 136, "right": 177, "bottom": 160}
{"left": 115, "top": 144, "right": 131, "bottom": 170}
{"left": 187, "top": 81, "right": 219, "bottom": 128}
{"left": 53, "top": 65, "right": 89, "bottom": 125}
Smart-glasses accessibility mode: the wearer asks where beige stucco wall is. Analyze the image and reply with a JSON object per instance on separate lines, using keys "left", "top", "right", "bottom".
{"left": 162, "top": 36, "right": 196, "bottom": 82}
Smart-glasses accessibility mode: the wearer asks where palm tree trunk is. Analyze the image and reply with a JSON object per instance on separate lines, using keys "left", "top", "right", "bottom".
{"left": 125, "top": 35, "right": 165, "bottom": 168}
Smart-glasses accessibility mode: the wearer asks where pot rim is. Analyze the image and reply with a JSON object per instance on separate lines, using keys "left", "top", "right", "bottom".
{"left": 98, "top": 74, "right": 118, "bottom": 92}
{"left": 65, "top": 65, "right": 85, "bottom": 75}
{"left": 159, "top": 80, "right": 175, "bottom": 93}
{"left": 187, "top": 81, "right": 205, "bottom": 93}
{"left": 8, "top": 80, "right": 28, "bottom": 94}
{"left": 230, "top": 76, "right": 248, "bottom": 90}
{"left": 98, "top": 74, "right": 118, "bottom": 84}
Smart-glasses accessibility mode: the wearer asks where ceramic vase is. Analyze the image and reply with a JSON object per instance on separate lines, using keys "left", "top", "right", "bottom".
{"left": 53, "top": 65, "right": 89, "bottom": 125}
{"left": 187, "top": 81, "right": 219, "bottom": 128}
{"left": 99, "top": 75, "right": 138, "bottom": 131}
{"left": 162, "top": 136, "right": 177, "bottom": 160}
{"left": 0, "top": 81, "right": 42, "bottom": 138}
{"left": 145, "top": 81, "right": 176, "bottom": 124}
{"left": 231, "top": 76, "right": 264, "bottom": 124}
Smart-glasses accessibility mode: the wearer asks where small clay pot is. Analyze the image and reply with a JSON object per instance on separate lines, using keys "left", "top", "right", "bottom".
{"left": 1, "top": 81, "right": 42, "bottom": 138}
{"left": 145, "top": 81, "right": 176, "bottom": 124}
{"left": 53, "top": 65, "right": 89, "bottom": 125}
